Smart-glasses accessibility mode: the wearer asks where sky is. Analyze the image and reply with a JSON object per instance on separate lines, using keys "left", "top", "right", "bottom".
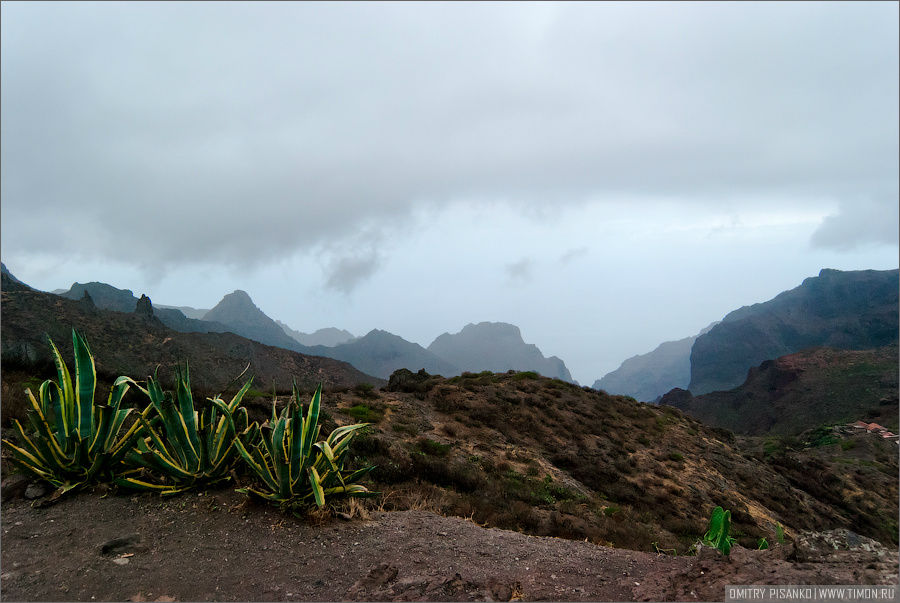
{"left": 2, "top": 1, "right": 898, "bottom": 385}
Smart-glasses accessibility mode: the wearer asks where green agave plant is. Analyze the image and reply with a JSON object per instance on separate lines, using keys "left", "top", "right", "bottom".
{"left": 1, "top": 331, "right": 148, "bottom": 498}
{"left": 116, "top": 366, "right": 258, "bottom": 495}
{"left": 233, "top": 383, "right": 376, "bottom": 510}
{"left": 703, "top": 506, "right": 737, "bottom": 555}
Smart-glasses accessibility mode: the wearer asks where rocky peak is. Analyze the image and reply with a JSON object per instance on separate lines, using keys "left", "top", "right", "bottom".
{"left": 135, "top": 294, "right": 154, "bottom": 318}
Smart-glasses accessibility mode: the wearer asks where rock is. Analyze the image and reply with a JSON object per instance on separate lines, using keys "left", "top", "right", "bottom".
{"left": 135, "top": 294, "right": 154, "bottom": 319}
{"left": 112, "top": 557, "right": 130, "bottom": 566}
{"left": 386, "top": 368, "right": 435, "bottom": 393}
{"left": 79, "top": 290, "right": 96, "bottom": 310}
{"left": 1, "top": 474, "right": 30, "bottom": 500}
{"left": 100, "top": 533, "right": 142, "bottom": 556}
{"left": 24, "top": 482, "right": 49, "bottom": 500}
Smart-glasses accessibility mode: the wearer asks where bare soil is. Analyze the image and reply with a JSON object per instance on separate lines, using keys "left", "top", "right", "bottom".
{"left": 1, "top": 488, "right": 896, "bottom": 602}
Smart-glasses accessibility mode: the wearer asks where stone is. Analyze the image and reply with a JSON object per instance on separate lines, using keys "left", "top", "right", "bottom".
{"left": 135, "top": 294, "right": 154, "bottom": 319}
{"left": 24, "top": 482, "right": 49, "bottom": 500}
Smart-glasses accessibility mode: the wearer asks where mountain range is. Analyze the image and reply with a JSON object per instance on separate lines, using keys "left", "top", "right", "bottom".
{"left": 594, "top": 268, "right": 898, "bottom": 400}
{"left": 44, "top": 278, "right": 575, "bottom": 382}
{"left": 688, "top": 268, "right": 899, "bottom": 395}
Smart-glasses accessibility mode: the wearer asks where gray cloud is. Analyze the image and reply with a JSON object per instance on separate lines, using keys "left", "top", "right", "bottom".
{"left": 324, "top": 253, "right": 381, "bottom": 295}
{"left": 505, "top": 258, "right": 535, "bottom": 284}
{"left": 811, "top": 196, "right": 900, "bottom": 251}
{"left": 2, "top": 1, "right": 897, "bottom": 280}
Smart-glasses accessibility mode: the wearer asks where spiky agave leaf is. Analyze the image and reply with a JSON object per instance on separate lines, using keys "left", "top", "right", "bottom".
{"left": 2, "top": 331, "right": 145, "bottom": 498}
{"left": 118, "top": 367, "right": 255, "bottom": 494}
{"left": 232, "top": 383, "right": 376, "bottom": 511}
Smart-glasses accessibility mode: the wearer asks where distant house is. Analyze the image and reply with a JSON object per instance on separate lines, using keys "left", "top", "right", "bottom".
{"left": 850, "top": 421, "right": 869, "bottom": 430}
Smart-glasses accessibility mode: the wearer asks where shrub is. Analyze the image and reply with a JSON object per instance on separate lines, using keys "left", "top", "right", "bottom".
{"left": 1, "top": 331, "right": 147, "bottom": 499}
{"left": 346, "top": 403, "right": 384, "bottom": 423}
{"left": 115, "top": 366, "right": 257, "bottom": 495}
{"left": 353, "top": 382, "right": 377, "bottom": 399}
{"left": 416, "top": 437, "right": 451, "bottom": 456}
{"left": 234, "top": 383, "right": 376, "bottom": 511}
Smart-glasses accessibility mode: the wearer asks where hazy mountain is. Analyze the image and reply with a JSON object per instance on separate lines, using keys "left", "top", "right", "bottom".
{"left": 58, "top": 282, "right": 230, "bottom": 335}
{"left": 1, "top": 287, "right": 381, "bottom": 398}
{"left": 157, "top": 304, "right": 210, "bottom": 320}
{"left": 201, "top": 290, "right": 302, "bottom": 351}
{"left": 662, "top": 345, "right": 898, "bottom": 436}
{"left": 592, "top": 323, "right": 718, "bottom": 402}
{"left": 304, "top": 329, "right": 459, "bottom": 380}
{"left": 276, "top": 320, "right": 356, "bottom": 347}
{"left": 1, "top": 263, "right": 31, "bottom": 292}
{"left": 427, "top": 322, "right": 574, "bottom": 382}
{"left": 689, "top": 268, "right": 899, "bottom": 395}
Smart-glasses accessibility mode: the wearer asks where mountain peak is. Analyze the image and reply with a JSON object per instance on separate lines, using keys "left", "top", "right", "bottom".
{"left": 428, "top": 322, "right": 573, "bottom": 382}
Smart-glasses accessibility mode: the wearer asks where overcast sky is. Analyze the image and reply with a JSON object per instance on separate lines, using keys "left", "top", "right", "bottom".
{"left": 2, "top": 1, "right": 898, "bottom": 384}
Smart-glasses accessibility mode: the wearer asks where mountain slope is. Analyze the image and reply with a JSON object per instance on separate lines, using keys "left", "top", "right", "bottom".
{"left": 661, "top": 345, "right": 899, "bottom": 436}
{"left": 304, "top": 330, "right": 459, "bottom": 379}
{"left": 428, "top": 322, "right": 573, "bottom": 382}
{"left": 202, "top": 290, "right": 302, "bottom": 351}
{"left": 1, "top": 263, "right": 32, "bottom": 292}
{"left": 1, "top": 288, "right": 381, "bottom": 401}
{"left": 689, "top": 268, "right": 899, "bottom": 395}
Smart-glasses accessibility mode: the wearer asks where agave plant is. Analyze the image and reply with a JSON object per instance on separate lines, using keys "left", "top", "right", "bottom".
{"left": 1, "top": 331, "right": 148, "bottom": 498}
{"left": 116, "top": 366, "right": 259, "bottom": 495}
{"left": 703, "top": 506, "right": 737, "bottom": 555}
{"left": 233, "top": 383, "right": 376, "bottom": 510}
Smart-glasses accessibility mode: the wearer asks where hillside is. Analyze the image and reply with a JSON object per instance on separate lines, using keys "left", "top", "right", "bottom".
{"left": 311, "top": 369, "right": 898, "bottom": 552}
{"left": 689, "top": 268, "right": 899, "bottom": 395}
{"left": 304, "top": 330, "right": 459, "bottom": 379}
{"left": 1, "top": 263, "right": 31, "bottom": 291}
{"left": 202, "top": 290, "right": 303, "bottom": 351}
{"left": 0, "top": 288, "right": 381, "bottom": 424}
{"left": 428, "top": 322, "right": 574, "bottom": 382}
{"left": 661, "top": 346, "right": 899, "bottom": 436}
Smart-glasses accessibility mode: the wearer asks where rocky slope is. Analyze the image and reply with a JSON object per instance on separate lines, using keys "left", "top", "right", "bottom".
{"left": 661, "top": 346, "right": 899, "bottom": 436}
{"left": 689, "top": 268, "right": 899, "bottom": 395}
{"left": 321, "top": 369, "right": 899, "bottom": 552}
{"left": 0, "top": 288, "right": 382, "bottom": 424}
{"left": 1, "top": 262, "right": 31, "bottom": 291}
{"left": 428, "top": 322, "right": 574, "bottom": 382}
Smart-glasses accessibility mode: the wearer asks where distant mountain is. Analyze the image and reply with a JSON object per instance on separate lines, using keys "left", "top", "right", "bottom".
{"left": 593, "top": 323, "right": 718, "bottom": 402}
{"left": 277, "top": 321, "right": 356, "bottom": 347}
{"left": 689, "top": 269, "right": 899, "bottom": 395}
{"left": 1, "top": 263, "right": 31, "bottom": 292}
{"left": 661, "top": 345, "right": 899, "bottom": 436}
{"left": 58, "top": 282, "right": 230, "bottom": 336}
{"left": 427, "top": 322, "right": 574, "bottom": 382}
{"left": 157, "top": 304, "right": 210, "bottom": 320}
{"left": 1, "top": 287, "right": 381, "bottom": 398}
{"left": 305, "top": 329, "right": 459, "bottom": 380}
{"left": 201, "top": 290, "right": 302, "bottom": 351}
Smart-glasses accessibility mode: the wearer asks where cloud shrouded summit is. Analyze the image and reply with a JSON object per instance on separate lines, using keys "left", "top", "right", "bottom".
{"left": 2, "top": 1, "right": 897, "bottom": 277}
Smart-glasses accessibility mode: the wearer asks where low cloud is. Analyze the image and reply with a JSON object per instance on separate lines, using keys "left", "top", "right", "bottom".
{"left": 505, "top": 258, "right": 534, "bottom": 283}
{"left": 811, "top": 197, "right": 900, "bottom": 251}
{"left": 324, "top": 252, "right": 381, "bottom": 295}
{"left": 558, "top": 247, "right": 589, "bottom": 265}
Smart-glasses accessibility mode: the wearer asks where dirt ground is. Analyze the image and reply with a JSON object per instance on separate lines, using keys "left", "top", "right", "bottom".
{"left": 1, "top": 487, "right": 896, "bottom": 602}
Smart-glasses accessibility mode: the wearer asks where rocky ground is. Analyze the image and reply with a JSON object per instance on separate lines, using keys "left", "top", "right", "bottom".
{"left": 1, "top": 487, "right": 896, "bottom": 602}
